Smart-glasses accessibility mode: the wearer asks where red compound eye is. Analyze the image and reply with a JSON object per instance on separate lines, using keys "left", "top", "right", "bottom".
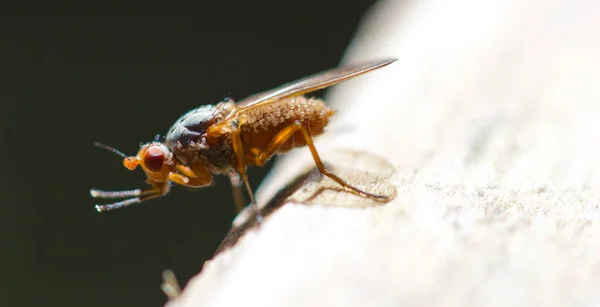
{"left": 143, "top": 146, "right": 165, "bottom": 172}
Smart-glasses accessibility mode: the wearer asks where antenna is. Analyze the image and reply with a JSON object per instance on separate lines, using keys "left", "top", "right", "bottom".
{"left": 93, "top": 141, "right": 128, "bottom": 159}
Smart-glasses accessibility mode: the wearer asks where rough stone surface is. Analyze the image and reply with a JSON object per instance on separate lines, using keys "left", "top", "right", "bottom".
{"left": 167, "top": 0, "right": 600, "bottom": 306}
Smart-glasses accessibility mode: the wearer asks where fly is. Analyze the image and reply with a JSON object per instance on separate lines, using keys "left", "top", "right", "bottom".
{"left": 91, "top": 58, "right": 397, "bottom": 216}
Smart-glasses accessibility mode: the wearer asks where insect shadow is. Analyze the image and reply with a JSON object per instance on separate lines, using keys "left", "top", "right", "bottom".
{"left": 214, "top": 159, "right": 393, "bottom": 255}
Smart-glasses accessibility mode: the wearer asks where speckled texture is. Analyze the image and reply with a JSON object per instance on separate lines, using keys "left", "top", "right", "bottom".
{"left": 167, "top": 0, "right": 600, "bottom": 306}
{"left": 239, "top": 96, "right": 333, "bottom": 153}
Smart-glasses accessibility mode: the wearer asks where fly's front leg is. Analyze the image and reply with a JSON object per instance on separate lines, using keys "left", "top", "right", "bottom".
{"left": 230, "top": 124, "right": 263, "bottom": 223}
{"left": 255, "top": 120, "right": 392, "bottom": 201}
{"left": 175, "top": 164, "right": 197, "bottom": 178}
{"left": 91, "top": 182, "right": 168, "bottom": 212}
{"left": 91, "top": 162, "right": 212, "bottom": 212}
{"left": 171, "top": 165, "right": 213, "bottom": 188}
{"left": 167, "top": 172, "right": 209, "bottom": 187}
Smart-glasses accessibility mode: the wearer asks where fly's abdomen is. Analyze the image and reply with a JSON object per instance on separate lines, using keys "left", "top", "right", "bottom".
{"left": 240, "top": 96, "right": 334, "bottom": 155}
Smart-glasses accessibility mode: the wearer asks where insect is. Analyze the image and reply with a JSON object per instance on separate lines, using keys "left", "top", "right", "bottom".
{"left": 91, "top": 58, "right": 396, "bottom": 215}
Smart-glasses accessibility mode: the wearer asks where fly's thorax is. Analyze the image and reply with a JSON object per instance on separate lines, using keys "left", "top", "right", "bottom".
{"left": 168, "top": 134, "right": 232, "bottom": 173}
{"left": 165, "top": 100, "right": 234, "bottom": 150}
{"left": 163, "top": 106, "right": 233, "bottom": 172}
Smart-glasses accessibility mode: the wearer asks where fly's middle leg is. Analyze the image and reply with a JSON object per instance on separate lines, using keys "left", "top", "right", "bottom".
{"left": 230, "top": 124, "right": 263, "bottom": 223}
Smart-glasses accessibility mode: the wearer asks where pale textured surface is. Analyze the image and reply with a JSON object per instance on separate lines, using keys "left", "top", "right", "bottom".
{"left": 167, "top": 0, "right": 600, "bottom": 306}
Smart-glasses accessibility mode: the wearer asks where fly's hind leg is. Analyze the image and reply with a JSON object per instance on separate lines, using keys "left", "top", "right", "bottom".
{"left": 255, "top": 120, "right": 392, "bottom": 201}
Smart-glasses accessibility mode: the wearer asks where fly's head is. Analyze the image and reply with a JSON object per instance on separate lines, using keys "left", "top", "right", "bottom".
{"left": 91, "top": 141, "right": 180, "bottom": 212}
{"left": 124, "top": 142, "right": 176, "bottom": 183}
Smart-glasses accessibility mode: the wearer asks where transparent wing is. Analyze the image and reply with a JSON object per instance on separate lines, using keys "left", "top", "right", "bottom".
{"left": 233, "top": 58, "right": 397, "bottom": 114}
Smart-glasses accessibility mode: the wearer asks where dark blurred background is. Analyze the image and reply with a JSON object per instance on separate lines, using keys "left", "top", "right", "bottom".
{"left": 0, "top": 1, "right": 378, "bottom": 306}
